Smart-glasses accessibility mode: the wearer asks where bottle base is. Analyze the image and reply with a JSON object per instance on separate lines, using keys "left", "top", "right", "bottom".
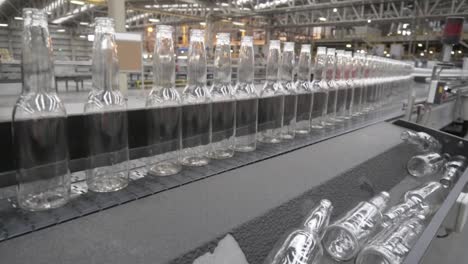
{"left": 180, "top": 156, "right": 210, "bottom": 167}
{"left": 18, "top": 192, "right": 69, "bottom": 211}
{"left": 148, "top": 161, "right": 182, "bottom": 177}
{"left": 233, "top": 144, "right": 256, "bottom": 152}
{"left": 295, "top": 128, "right": 311, "bottom": 135}
{"left": 87, "top": 174, "right": 129, "bottom": 193}
{"left": 258, "top": 136, "right": 282, "bottom": 144}
{"left": 209, "top": 149, "right": 235, "bottom": 160}
{"left": 281, "top": 133, "right": 295, "bottom": 140}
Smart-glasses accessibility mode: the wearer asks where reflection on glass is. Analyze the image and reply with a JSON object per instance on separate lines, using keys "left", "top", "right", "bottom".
{"left": 295, "top": 44, "right": 313, "bottom": 135}
{"left": 279, "top": 42, "right": 298, "bottom": 140}
{"left": 264, "top": 199, "right": 333, "bottom": 264}
{"left": 407, "top": 152, "right": 449, "bottom": 178}
{"left": 322, "top": 192, "right": 390, "bottom": 261}
{"left": 13, "top": 8, "right": 70, "bottom": 211}
{"left": 85, "top": 17, "right": 129, "bottom": 192}
{"left": 440, "top": 155, "right": 468, "bottom": 189}
{"left": 334, "top": 50, "right": 347, "bottom": 121}
{"left": 401, "top": 130, "right": 442, "bottom": 153}
{"left": 146, "top": 25, "right": 182, "bottom": 176}
{"left": 310, "top": 46, "right": 328, "bottom": 130}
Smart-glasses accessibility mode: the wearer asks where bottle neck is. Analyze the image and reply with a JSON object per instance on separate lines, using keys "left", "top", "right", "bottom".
{"left": 303, "top": 199, "right": 333, "bottom": 237}
{"left": 92, "top": 29, "right": 119, "bottom": 91}
{"left": 335, "top": 56, "right": 344, "bottom": 80}
{"left": 279, "top": 50, "right": 295, "bottom": 82}
{"left": 153, "top": 32, "right": 175, "bottom": 90}
{"left": 265, "top": 48, "right": 280, "bottom": 81}
{"left": 325, "top": 54, "right": 336, "bottom": 81}
{"left": 313, "top": 54, "right": 326, "bottom": 82}
{"left": 213, "top": 43, "right": 231, "bottom": 85}
{"left": 297, "top": 52, "right": 311, "bottom": 81}
{"left": 22, "top": 15, "right": 54, "bottom": 93}
{"left": 187, "top": 40, "right": 207, "bottom": 87}
{"left": 237, "top": 43, "right": 254, "bottom": 84}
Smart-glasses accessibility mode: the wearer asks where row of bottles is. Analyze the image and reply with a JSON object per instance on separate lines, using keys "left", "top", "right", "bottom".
{"left": 12, "top": 8, "right": 413, "bottom": 212}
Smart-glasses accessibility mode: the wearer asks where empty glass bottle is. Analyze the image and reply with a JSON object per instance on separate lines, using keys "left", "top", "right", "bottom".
{"left": 356, "top": 215, "right": 427, "bottom": 264}
{"left": 85, "top": 17, "right": 129, "bottom": 192}
{"left": 264, "top": 199, "right": 333, "bottom": 264}
{"left": 279, "top": 42, "right": 298, "bottom": 140}
{"left": 310, "top": 47, "right": 328, "bottom": 130}
{"left": 342, "top": 51, "right": 354, "bottom": 119}
{"left": 440, "top": 155, "right": 468, "bottom": 189}
{"left": 382, "top": 181, "right": 447, "bottom": 228}
{"left": 233, "top": 36, "right": 258, "bottom": 152}
{"left": 334, "top": 50, "right": 348, "bottom": 121}
{"left": 295, "top": 44, "right": 313, "bottom": 135}
{"left": 258, "top": 40, "right": 284, "bottom": 143}
{"left": 180, "top": 29, "right": 211, "bottom": 166}
{"left": 209, "top": 33, "right": 235, "bottom": 159}
{"left": 146, "top": 25, "right": 182, "bottom": 176}
{"left": 323, "top": 48, "right": 337, "bottom": 125}
{"left": 407, "top": 152, "right": 449, "bottom": 178}
{"left": 322, "top": 191, "right": 390, "bottom": 261}
{"left": 351, "top": 53, "right": 365, "bottom": 116}
{"left": 401, "top": 130, "right": 442, "bottom": 153}
{"left": 13, "top": 8, "right": 70, "bottom": 210}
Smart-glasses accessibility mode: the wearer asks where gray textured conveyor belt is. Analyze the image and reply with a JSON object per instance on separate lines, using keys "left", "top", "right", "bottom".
{"left": 0, "top": 121, "right": 406, "bottom": 264}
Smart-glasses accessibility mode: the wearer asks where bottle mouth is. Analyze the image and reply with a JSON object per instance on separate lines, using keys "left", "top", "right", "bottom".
{"left": 355, "top": 245, "right": 395, "bottom": 264}
{"left": 190, "top": 29, "right": 205, "bottom": 41}
{"left": 240, "top": 36, "right": 253, "bottom": 46}
{"left": 94, "top": 17, "right": 115, "bottom": 33}
{"left": 284, "top": 42, "right": 294, "bottom": 51}
{"left": 323, "top": 226, "right": 360, "bottom": 261}
{"left": 156, "top": 25, "right": 173, "bottom": 33}
{"left": 216, "top": 32, "right": 230, "bottom": 45}
{"left": 300, "top": 44, "right": 311, "bottom": 52}
{"left": 269, "top": 40, "right": 280, "bottom": 49}
{"left": 23, "top": 8, "right": 48, "bottom": 26}
{"left": 317, "top": 46, "right": 327, "bottom": 54}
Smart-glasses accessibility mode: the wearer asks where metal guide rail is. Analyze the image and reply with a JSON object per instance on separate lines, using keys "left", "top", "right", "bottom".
{"left": 0, "top": 105, "right": 403, "bottom": 243}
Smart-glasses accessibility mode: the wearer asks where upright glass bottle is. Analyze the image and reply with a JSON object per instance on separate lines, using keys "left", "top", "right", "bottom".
{"left": 334, "top": 50, "right": 348, "bottom": 121}
{"left": 85, "top": 17, "right": 129, "bottom": 192}
{"left": 258, "top": 40, "right": 284, "bottom": 143}
{"left": 264, "top": 199, "right": 333, "bottom": 264}
{"left": 352, "top": 53, "right": 364, "bottom": 116}
{"left": 322, "top": 191, "right": 391, "bottom": 261}
{"left": 324, "top": 48, "right": 337, "bottom": 125}
{"left": 279, "top": 42, "right": 298, "bottom": 139}
{"left": 310, "top": 47, "right": 328, "bottom": 130}
{"left": 13, "top": 8, "right": 70, "bottom": 210}
{"left": 294, "top": 44, "right": 313, "bottom": 135}
{"left": 146, "top": 25, "right": 182, "bottom": 176}
{"left": 343, "top": 51, "right": 354, "bottom": 118}
{"left": 209, "top": 33, "right": 235, "bottom": 159}
{"left": 233, "top": 36, "right": 258, "bottom": 152}
{"left": 180, "top": 29, "right": 211, "bottom": 166}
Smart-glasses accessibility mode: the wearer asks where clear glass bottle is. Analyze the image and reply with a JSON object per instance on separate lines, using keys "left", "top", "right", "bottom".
{"left": 401, "top": 130, "right": 442, "bottom": 153}
{"left": 382, "top": 181, "right": 447, "bottom": 228}
{"left": 146, "top": 25, "right": 182, "bottom": 176}
{"left": 334, "top": 50, "right": 348, "bottom": 121}
{"left": 310, "top": 47, "right": 328, "bottom": 130}
{"left": 233, "top": 36, "right": 258, "bottom": 152}
{"left": 279, "top": 42, "right": 298, "bottom": 140}
{"left": 440, "top": 155, "right": 468, "bottom": 189}
{"left": 323, "top": 48, "right": 337, "bottom": 125}
{"left": 343, "top": 51, "right": 354, "bottom": 119}
{"left": 209, "top": 33, "right": 235, "bottom": 159}
{"left": 13, "top": 8, "right": 70, "bottom": 211}
{"left": 295, "top": 44, "right": 313, "bottom": 135}
{"left": 322, "top": 191, "right": 390, "bottom": 261}
{"left": 258, "top": 40, "right": 284, "bottom": 144}
{"left": 352, "top": 53, "right": 365, "bottom": 116}
{"left": 407, "top": 152, "right": 449, "bottom": 178}
{"left": 85, "top": 17, "right": 129, "bottom": 192}
{"left": 180, "top": 29, "right": 211, "bottom": 166}
{"left": 356, "top": 215, "right": 427, "bottom": 264}
{"left": 360, "top": 55, "right": 371, "bottom": 114}
{"left": 263, "top": 199, "right": 333, "bottom": 264}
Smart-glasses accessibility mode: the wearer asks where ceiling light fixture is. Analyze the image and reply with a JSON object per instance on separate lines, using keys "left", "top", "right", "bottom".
{"left": 0, "top": 23, "right": 7, "bottom": 27}
{"left": 333, "top": 8, "right": 337, "bottom": 12}
{"left": 319, "top": 17, "right": 327, "bottom": 21}
{"left": 70, "top": 0, "right": 85, "bottom": 5}
{"left": 232, "top": 21, "right": 245, "bottom": 26}
{"left": 149, "top": 18, "right": 160, "bottom": 23}
{"left": 57, "top": 29, "right": 66, "bottom": 32}
{"left": 14, "top": 17, "right": 23, "bottom": 20}
{"left": 79, "top": 22, "right": 89, "bottom": 26}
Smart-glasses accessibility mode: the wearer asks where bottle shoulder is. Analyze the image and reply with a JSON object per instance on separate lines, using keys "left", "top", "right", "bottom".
{"left": 146, "top": 87, "right": 181, "bottom": 107}
{"left": 84, "top": 89, "right": 127, "bottom": 112}
{"left": 13, "top": 91, "right": 67, "bottom": 120}
{"left": 181, "top": 84, "right": 210, "bottom": 104}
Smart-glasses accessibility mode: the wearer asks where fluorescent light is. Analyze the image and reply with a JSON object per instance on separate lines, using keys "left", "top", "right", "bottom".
{"left": 346, "top": 44, "right": 352, "bottom": 48}
{"left": 319, "top": 17, "right": 327, "bottom": 21}
{"left": 14, "top": 17, "right": 23, "bottom": 20}
{"left": 0, "top": 23, "right": 8, "bottom": 27}
{"left": 79, "top": 22, "right": 89, "bottom": 26}
{"left": 232, "top": 21, "right": 245, "bottom": 26}
{"left": 70, "top": 0, "right": 85, "bottom": 5}
{"left": 221, "top": 3, "right": 229, "bottom": 6}
{"left": 402, "top": 23, "right": 409, "bottom": 29}
{"left": 397, "top": 30, "right": 402, "bottom": 34}
{"left": 57, "top": 29, "right": 66, "bottom": 32}
{"left": 52, "top": 4, "right": 95, "bottom": 24}
{"left": 149, "top": 18, "right": 160, "bottom": 23}
{"left": 420, "top": 52, "right": 424, "bottom": 56}
{"left": 125, "top": 25, "right": 129, "bottom": 28}
{"left": 384, "top": 50, "right": 387, "bottom": 54}
{"left": 239, "top": 29, "right": 246, "bottom": 32}
{"left": 177, "top": 55, "right": 188, "bottom": 59}
{"left": 200, "top": 22, "right": 206, "bottom": 26}
{"left": 458, "top": 50, "right": 462, "bottom": 54}
{"left": 418, "top": 43, "right": 423, "bottom": 47}
{"left": 429, "top": 50, "right": 433, "bottom": 54}
{"left": 451, "top": 51, "right": 455, "bottom": 55}
{"left": 407, "top": 31, "right": 411, "bottom": 36}
{"left": 333, "top": 8, "right": 337, "bottom": 12}
{"left": 144, "top": 5, "right": 152, "bottom": 8}
{"left": 386, "top": 54, "right": 390, "bottom": 57}
{"left": 367, "top": 19, "right": 371, "bottom": 23}
{"left": 79, "top": 35, "right": 86, "bottom": 38}
{"left": 87, "top": 34, "right": 94, "bottom": 42}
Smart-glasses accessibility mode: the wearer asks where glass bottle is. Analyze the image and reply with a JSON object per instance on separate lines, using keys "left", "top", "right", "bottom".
{"left": 209, "top": 33, "right": 235, "bottom": 159}
{"left": 351, "top": 53, "right": 364, "bottom": 116}
{"left": 440, "top": 155, "right": 467, "bottom": 189}
{"left": 180, "top": 29, "right": 211, "bottom": 166}
{"left": 343, "top": 51, "right": 354, "bottom": 119}
{"left": 382, "top": 181, "right": 448, "bottom": 228}
{"left": 233, "top": 36, "right": 258, "bottom": 152}
{"left": 264, "top": 199, "right": 333, "bottom": 264}
{"left": 360, "top": 54, "right": 371, "bottom": 114}
{"left": 322, "top": 191, "right": 390, "bottom": 261}
{"left": 295, "top": 44, "right": 313, "bottom": 135}
{"left": 85, "top": 17, "right": 129, "bottom": 192}
{"left": 400, "top": 130, "right": 442, "bottom": 153}
{"left": 356, "top": 215, "right": 427, "bottom": 264}
{"left": 334, "top": 50, "right": 348, "bottom": 121}
{"left": 407, "top": 152, "right": 449, "bottom": 178}
{"left": 310, "top": 47, "right": 328, "bottom": 130}
{"left": 279, "top": 42, "right": 298, "bottom": 140}
{"left": 323, "top": 48, "right": 337, "bottom": 126}
{"left": 146, "top": 25, "right": 182, "bottom": 176}
{"left": 258, "top": 40, "right": 284, "bottom": 143}
{"left": 13, "top": 8, "right": 70, "bottom": 211}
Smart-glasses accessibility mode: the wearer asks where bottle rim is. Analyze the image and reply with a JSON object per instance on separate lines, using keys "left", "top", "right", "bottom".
{"left": 317, "top": 46, "right": 327, "bottom": 54}
{"left": 216, "top": 32, "right": 230, "bottom": 45}
{"left": 190, "top": 29, "right": 205, "bottom": 41}
{"left": 95, "top": 17, "right": 115, "bottom": 26}
{"left": 156, "top": 24, "right": 174, "bottom": 33}
{"left": 23, "top": 8, "right": 47, "bottom": 24}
